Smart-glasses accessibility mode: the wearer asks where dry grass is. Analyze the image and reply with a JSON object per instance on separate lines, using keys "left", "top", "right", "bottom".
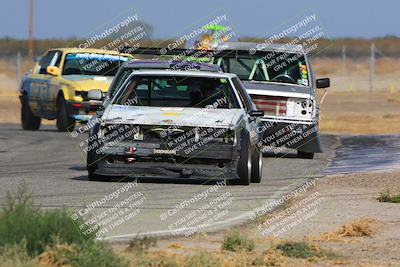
{"left": 0, "top": 243, "right": 40, "bottom": 267}
{"left": 126, "top": 248, "right": 298, "bottom": 267}
{"left": 311, "top": 218, "right": 379, "bottom": 242}
{"left": 311, "top": 57, "right": 400, "bottom": 77}
{"left": 256, "top": 249, "right": 287, "bottom": 266}
{"left": 319, "top": 114, "right": 400, "bottom": 135}
{"left": 167, "top": 243, "right": 185, "bottom": 250}
{"left": 337, "top": 218, "right": 378, "bottom": 237}
{"left": 38, "top": 244, "right": 75, "bottom": 267}
{"left": 123, "top": 241, "right": 340, "bottom": 267}
{"left": 318, "top": 91, "right": 400, "bottom": 134}
{"left": 0, "top": 57, "right": 32, "bottom": 97}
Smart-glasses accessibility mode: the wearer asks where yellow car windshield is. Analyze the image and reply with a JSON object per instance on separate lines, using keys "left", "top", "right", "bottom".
{"left": 63, "top": 53, "right": 129, "bottom": 76}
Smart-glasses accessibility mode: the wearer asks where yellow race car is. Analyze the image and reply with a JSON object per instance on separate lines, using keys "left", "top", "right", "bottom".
{"left": 19, "top": 48, "right": 132, "bottom": 131}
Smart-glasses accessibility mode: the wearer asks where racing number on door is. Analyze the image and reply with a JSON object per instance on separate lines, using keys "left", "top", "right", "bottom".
{"left": 30, "top": 81, "right": 50, "bottom": 101}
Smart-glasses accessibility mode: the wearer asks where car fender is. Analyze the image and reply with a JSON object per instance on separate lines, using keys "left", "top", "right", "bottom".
{"left": 20, "top": 74, "right": 48, "bottom": 117}
{"left": 58, "top": 80, "right": 76, "bottom": 101}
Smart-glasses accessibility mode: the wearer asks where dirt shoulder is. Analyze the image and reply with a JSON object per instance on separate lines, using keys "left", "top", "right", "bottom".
{"left": 118, "top": 172, "right": 400, "bottom": 266}
{"left": 274, "top": 171, "right": 400, "bottom": 266}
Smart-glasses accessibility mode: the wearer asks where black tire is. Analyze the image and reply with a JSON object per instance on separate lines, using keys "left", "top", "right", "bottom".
{"left": 87, "top": 166, "right": 108, "bottom": 182}
{"left": 86, "top": 124, "right": 108, "bottom": 181}
{"left": 251, "top": 145, "right": 263, "bottom": 183}
{"left": 56, "top": 95, "right": 75, "bottom": 132}
{"left": 236, "top": 133, "right": 252, "bottom": 185}
{"left": 21, "top": 98, "right": 41, "bottom": 130}
{"left": 297, "top": 150, "right": 314, "bottom": 159}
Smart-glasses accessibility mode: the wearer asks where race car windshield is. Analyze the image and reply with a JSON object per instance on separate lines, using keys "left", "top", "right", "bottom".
{"left": 215, "top": 52, "right": 310, "bottom": 86}
{"left": 62, "top": 53, "right": 130, "bottom": 76}
{"left": 113, "top": 75, "right": 240, "bottom": 109}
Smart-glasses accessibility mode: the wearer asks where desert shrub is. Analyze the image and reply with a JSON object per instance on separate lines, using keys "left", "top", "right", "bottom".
{"left": 42, "top": 242, "right": 128, "bottom": 267}
{"left": 0, "top": 184, "right": 96, "bottom": 255}
{"left": 127, "top": 236, "right": 157, "bottom": 253}
{"left": 378, "top": 190, "right": 400, "bottom": 203}
{"left": 221, "top": 231, "right": 255, "bottom": 252}
{"left": 276, "top": 241, "right": 333, "bottom": 259}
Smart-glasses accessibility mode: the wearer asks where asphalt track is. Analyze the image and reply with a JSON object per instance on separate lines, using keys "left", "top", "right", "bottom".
{"left": 4, "top": 124, "right": 396, "bottom": 241}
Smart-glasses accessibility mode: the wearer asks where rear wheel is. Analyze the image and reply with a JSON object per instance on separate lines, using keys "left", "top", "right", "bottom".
{"left": 56, "top": 95, "right": 75, "bottom": 132}
{"left": 251, "top": 145, "right": 263, "bottom": 183}
{"left": 297, "top": 150, "right": 314, "bottom": 159}
{"left": 21, "top": 97, "right": 41, "bottom": 130}
{"left": 236, "top": 133, "right": 252, "bottom": 185}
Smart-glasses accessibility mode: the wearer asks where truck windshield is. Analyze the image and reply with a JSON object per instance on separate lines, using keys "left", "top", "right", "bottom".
{"left": 113, "top": 75, "right": 239, "bottom": 109}
{"left": 214, "top": 52, "right": 309, "bottom": 86}
{"left": 62, "top": 53, "right": 130, "bottom": 76}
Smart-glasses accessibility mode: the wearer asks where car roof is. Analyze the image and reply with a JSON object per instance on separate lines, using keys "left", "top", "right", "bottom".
{"left": 216, "top": 42, "right": 305, "bottom": 53}
{"left": 47, "top": 48, "right": 132, "bottom": 57}
{"left": 122, "top": 59, "right": 221, "bottom": 72}
{"left": 124, "top": 68, "right": 237, "bottom": 79}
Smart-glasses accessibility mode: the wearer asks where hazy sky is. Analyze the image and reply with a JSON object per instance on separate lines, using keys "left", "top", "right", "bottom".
{"left": 0, "top": 0, "right": 397, "bottom": 39}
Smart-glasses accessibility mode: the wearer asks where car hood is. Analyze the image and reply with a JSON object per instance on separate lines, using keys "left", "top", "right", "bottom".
{"left": 101, "top": 105, "right": 242, "bottom": 128}
{"left": 242, "top": 81, "right": 312, "bottom": 99}
{"left": 62, "top": 75, "right": 113, "bottom": 92}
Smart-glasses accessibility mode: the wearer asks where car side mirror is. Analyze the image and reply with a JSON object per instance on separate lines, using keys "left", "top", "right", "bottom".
{"left": 249, "top": 110, "right": 264, "bottom": 117}
{"left": 46, "top": 66, "right": 60, "bottom": 76}
{"left": 87, "top": 89, "right": 103, "bottom": 101}
{"left": 316, "top": 78, "right": 330, "bottom": 89}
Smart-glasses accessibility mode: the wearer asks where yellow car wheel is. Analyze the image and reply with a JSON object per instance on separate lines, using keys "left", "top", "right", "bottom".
{"left": 56, "top": 95, "right": 75, "bottom": 132}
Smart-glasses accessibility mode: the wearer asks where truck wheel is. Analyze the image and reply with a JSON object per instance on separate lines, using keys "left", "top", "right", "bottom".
{"left": 56, "top": 96, "right": 75, "bottom": 132}
{"left": 236, "top": 133, "right": 252, "bottom": 185}
{"left": 21, "top": 98, "right": 41, "bottom": 130}
{"left": 297, "top": 150, "right": 314, "bottom": 159}
{"left": 251, "top": 145, "right": 263, "bottom": 183}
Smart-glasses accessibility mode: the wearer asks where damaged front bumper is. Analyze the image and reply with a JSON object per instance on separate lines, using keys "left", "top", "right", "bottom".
{"left": 94, "top": 140, "right": 240, "bottom": 179}
{"left": 95, "top": 160, "right": 238, "bottom": 179}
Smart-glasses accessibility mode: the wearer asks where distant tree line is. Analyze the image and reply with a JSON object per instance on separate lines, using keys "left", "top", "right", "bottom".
{"left": 1, "top": 36, "right": 400, "bottom": 58}
{"left": 0, "top": 38, "right": 182, "bottom": 58}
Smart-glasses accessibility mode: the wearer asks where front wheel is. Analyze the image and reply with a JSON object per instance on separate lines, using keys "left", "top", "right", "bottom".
{"left": 87, "top": 124, "right": 108, "bottom": 182}
{"left": 56, "top": 96, "right": 75, "bottom": 132}
{"left": 87, "top": 148, "right": 108, "bottom": 181}
{"left": 21, "top": 98, "right": 41, "bottom": 130}
{"left": 297, "top": 150, "right": 314, "bottom": 159}
{"left": 236, "top": 133, "right": 252, "bottom": 185}
{"left": 87, "top": 166, "right": 108, "bottom": 182}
